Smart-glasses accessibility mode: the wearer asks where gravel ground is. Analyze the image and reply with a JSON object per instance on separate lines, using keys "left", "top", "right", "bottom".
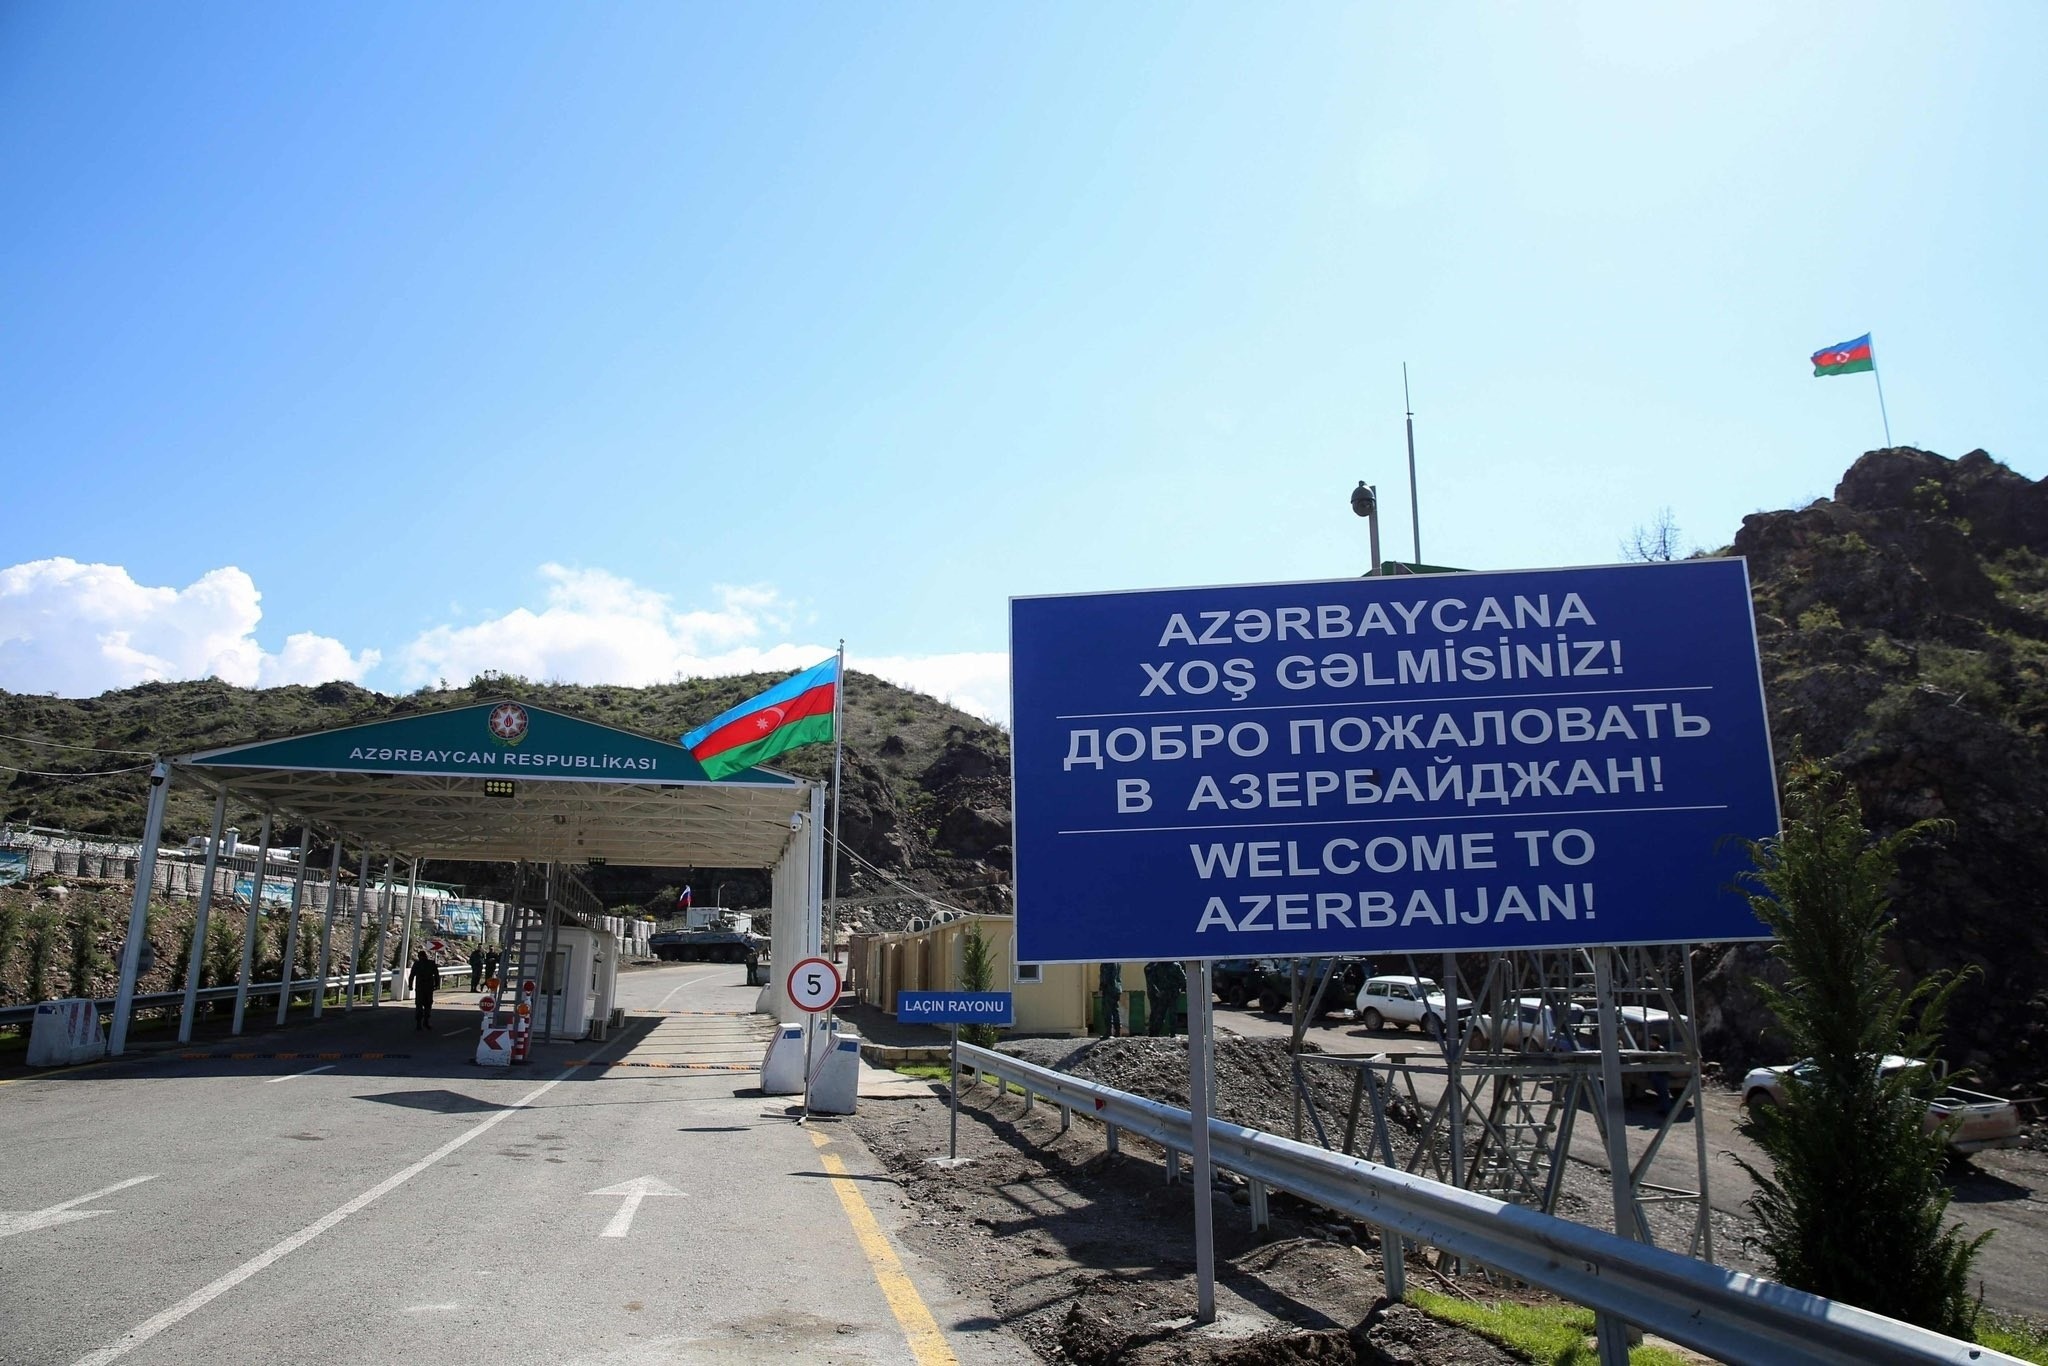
{"left": 845, "top": 1035, "right": 1718, "bottom": 1364}
{"left": 1003, "top": 1036, "right": 1758, "bottom": 1270}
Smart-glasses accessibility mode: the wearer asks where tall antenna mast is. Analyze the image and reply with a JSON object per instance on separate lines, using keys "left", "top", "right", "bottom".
{"left": 1403, "top": 363, "right": 1421, "bottom": 562}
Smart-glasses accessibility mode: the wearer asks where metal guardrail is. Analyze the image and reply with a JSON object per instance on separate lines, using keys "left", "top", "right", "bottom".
{"left": 954, "top": 1042, "right": 2016, "bottom": 1366}
{"left": 0, "top": 971, "right": 408, "bottom": 1030}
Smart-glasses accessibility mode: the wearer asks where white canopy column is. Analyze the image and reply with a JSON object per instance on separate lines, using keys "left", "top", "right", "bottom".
{"left": 755, "top": 783, "right": 824, "bottom": 1022}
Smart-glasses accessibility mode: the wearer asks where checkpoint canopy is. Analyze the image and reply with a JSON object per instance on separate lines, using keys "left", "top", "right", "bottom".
{"left": 163, "top": 700, "right": 826, "bottom": 1018}
{"left": 1010, "top": 558, "right": 1782, "bottom": 963}
{"left": 177, "top": 701, "right": 807, "bottom": 864}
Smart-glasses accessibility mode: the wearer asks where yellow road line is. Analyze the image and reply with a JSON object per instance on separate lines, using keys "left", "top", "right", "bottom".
{"left": 806, "top": 1128, "right": 959, "bottom": 1366}
{"left": 0, "top": 1056, "right": 119, "bottom": 1086}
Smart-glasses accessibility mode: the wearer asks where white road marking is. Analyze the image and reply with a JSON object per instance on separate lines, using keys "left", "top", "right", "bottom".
{"left": 263, "top": 1064, "right": 335, "bottom": 1085}
{"left": 0, "top": 1175, "right": 158, "bottom": 1240}
{"left": 69, "top": 1037, "right": 630, "bottom": 1366}
{"left": 653, "top": 970, "right": 711, "bottom": 1011}
{"left": 589, "top": 1176, "right": 686, "bottom": 1237}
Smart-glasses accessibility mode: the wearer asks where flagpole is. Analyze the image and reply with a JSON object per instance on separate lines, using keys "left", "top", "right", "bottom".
{"left": 1403, "top": 362, "right": 1421, "bottom": 563}
{"left": 1871, "top": 334, "right": 1894, "bottom": 448}
{"left": 826, "top": 640, "right": 846, "bottom": 964}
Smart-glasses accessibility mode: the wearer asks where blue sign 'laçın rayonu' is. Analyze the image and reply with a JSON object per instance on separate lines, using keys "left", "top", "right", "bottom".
{"left": 1010, "top": 559, "right": 1780, "bottom": 963}
{"left": 897, "top": 991, "right": 1015, "bottom": 1026}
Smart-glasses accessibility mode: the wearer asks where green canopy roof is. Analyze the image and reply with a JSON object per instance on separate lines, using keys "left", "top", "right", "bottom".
{"left": 172, "top": 701, "right": 811, "bottom": 866}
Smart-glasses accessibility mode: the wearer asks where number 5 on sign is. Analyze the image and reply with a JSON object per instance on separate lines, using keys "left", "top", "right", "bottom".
{"left": 786, "top": 956, "right": 840, "bottom": 1014}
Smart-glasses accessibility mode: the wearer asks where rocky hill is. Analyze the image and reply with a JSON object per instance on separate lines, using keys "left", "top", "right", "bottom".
{"left": 1696, "top": 447, "right": 2048, "bottom": 1095}
{"left": 0, "top": 671, "right": 1012, "bottom": 930}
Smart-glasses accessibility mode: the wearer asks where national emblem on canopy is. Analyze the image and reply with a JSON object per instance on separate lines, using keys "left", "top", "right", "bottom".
{"left": 487, "top": 702, "right": 530, "bottom": 746}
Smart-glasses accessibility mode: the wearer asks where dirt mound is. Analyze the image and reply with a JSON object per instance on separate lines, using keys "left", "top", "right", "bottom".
{"left": 1001, "top": 1035, "right": 1415, "bottom": 1146}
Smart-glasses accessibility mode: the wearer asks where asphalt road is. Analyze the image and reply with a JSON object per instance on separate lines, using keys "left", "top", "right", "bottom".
{"left": 1213, "top": 998, "right": 2048, "bottom": 1320}
{"left": 0, "top": 963, "right": 1031, "bottom": 1366}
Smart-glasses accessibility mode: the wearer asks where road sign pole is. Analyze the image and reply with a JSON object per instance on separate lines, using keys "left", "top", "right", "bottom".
{"left": 799, "top": 1014, "right": 813, "bottom": 1124}
{"left": 949, "top": 1024, "right": 960, "bottom": 1162}
{"left": 1443, "top": 949, "right": 1464, "bottom": 1191}
{"left": 1187, "top": 959, "right": 1216, "bottom": 1325}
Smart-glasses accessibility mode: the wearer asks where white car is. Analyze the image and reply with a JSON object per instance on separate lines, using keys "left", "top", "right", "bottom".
{"left": 1354, "top": 975, "right": 1470, "bottom": 1037}
{"left": 1740, "top": 1055, "right": 2024, "bottom": 1154}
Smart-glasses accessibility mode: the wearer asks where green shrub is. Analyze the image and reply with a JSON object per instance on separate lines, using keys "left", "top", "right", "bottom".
{"left": 205, "top": 915, "right": 240, "bottom": 988}
{"left": 1736, "top": 760, "right": 1987, "bottom": 1336}
{"left": 68, "top": 903, "right": 106, "bottom": 997}
{"left": 960, "top": 922, "right": 999, "bottom": 1048}
{"left": 0, "top": 902, "right": 22, "bottom": 996}
{"left": 1919, "top": 645, "right": 2001, "bottom": 712}
{"left": 1796, "top": 604, "right": 1843, "bottom": 631}
{"left": 25, "top": 909, "right": 61, "bottom": 1002}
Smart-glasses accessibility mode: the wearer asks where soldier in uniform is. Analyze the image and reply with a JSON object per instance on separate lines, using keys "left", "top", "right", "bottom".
{"left": 1143, "top": 960, "right": 1186, "bottom": 1037}
{"left": 1098, "top": 961, "right": 1123, "bottom": 1037}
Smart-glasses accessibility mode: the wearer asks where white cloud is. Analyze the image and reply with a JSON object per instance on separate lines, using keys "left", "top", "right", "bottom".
{"left": 0, "top": 558, "right": 380, "bottom": 697}
{"left": 855, "top": 651, "right": 1010, "bottom": 726}
{"left": 0, "top": 556, "right": 1012, "bottom": 722}
{"left": 400, "top": 565, "right": 1012, "bottom": 722}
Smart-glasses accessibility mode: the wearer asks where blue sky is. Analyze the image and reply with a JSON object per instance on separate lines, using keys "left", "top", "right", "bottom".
{"left": 3, "top": 3, "right": 2043, "bottom": 721}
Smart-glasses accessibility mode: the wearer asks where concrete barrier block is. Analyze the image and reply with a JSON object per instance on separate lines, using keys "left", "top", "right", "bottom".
{"left": 760, "top": 1022, "right": 807, "bottom": 1094}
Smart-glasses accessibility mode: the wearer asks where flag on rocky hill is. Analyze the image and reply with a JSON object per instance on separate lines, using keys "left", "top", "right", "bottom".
{"left": 1812, "top": 333, "right": 1875, "bottom": 376}
{"left": 683, "top": 657, "right": 839, "bottom": 779}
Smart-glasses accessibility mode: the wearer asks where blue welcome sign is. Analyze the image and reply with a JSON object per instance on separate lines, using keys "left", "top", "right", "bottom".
{"left": 1011, "top": 559, "right": 1781, "bottom": 962}
{"left": 897, "top": 991, "right": 1015, "bottom": 1026}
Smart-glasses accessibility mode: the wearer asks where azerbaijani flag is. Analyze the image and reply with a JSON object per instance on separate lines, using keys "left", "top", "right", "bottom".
{"left": 1812, "top": 334, "right": 1874, "bottom": 377}
{"left": 682, "top": 657, "right": 838, "bottom": 780}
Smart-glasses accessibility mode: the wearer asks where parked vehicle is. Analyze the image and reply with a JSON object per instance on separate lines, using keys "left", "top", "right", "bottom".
{"left": 650, "top": 912, "right": 766, "bottom": 963}
{"left": 1211, "top": 959, "right": 1275, "bottom": 1008}
{"left": 1255, "top": 958, "right": 1371, "bottom": 1019}
{"left": 1354, "top": 974, "right": 1471, "bottom": 1038}
{"left": 1469, "top": 996, "right": 1589, "bottom": 1051}
{"left": 1739, "top": 1054, "right": 2025, "bottom": 1154}
{"left": 1612, "top": 1004, "right": 1687, "bottom": 1050}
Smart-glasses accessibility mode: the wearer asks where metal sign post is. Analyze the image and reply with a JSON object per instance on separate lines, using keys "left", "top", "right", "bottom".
{"left": 1186, "top": 961, "right": 1216, "bottom": 1324}
{"left": 897, "top": 991, "right": 1014, "bottom": 1167}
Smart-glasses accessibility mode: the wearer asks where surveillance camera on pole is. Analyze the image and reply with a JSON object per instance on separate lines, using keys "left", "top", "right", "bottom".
{"left": 1351, "top": 481, "right": 1381, "bottom": 577}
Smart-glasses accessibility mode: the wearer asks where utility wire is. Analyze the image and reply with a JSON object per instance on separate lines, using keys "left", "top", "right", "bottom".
{"left": 0, "top": 761, "right": 157, "bottom": 779}
{"left": 0, "top": 732, "right": 156, "bottom": 756}
{"left": 825, "top": 828, "right": 978, "bottom": 918}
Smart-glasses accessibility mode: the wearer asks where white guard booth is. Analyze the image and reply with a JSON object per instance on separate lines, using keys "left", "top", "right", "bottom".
{"left": 539, "top": 925, "right": 621, "bottom": 1040}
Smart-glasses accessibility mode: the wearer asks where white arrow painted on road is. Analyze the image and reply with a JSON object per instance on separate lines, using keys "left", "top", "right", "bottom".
{"left": 588, "top": 1176, "right": 685, "bottom": 1238}
{"left": 0, "top": 1174, "right": 158, "bottom": 1240}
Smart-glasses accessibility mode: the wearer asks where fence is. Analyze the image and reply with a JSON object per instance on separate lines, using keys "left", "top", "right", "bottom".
{"left": 0, "top": 970, "right": 407, "bottom": 1031}
{"left": 0, "top": 827, "right": 517, "bottom": 935}
{"left": 952, "top": 1042, "right": 2016, "bottom": 1366}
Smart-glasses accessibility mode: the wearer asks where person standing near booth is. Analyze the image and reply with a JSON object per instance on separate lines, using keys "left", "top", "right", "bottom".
{"left": 468, "top": 946, "right": 484, "bottom": 992}
{"left": 408, "top": 951, "right": 441, "bottom": 1030}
